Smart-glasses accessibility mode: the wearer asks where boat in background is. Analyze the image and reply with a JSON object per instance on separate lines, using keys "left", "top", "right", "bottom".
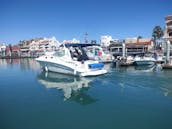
{"left": 36, "top": 43, "right": 107, "bottom": 77}
{"left": 134, "top": 64, "right": 155, "bottom": 72}
{"left": 133, "top": 56, "right": 156, "bottom": 65}
{"left": 113, "top": 56, "right": 135, "bottom": 66}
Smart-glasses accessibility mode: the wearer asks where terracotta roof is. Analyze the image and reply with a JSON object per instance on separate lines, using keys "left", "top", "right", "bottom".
{"left": 126, "top": 41, "right": 151, "bottom": 46}
{"left": 12, "top": 45, "right": 20, "bottom": 51}
{"left": 41, "top": 40, "right": 49, "bottom": 43}
{"left": 5, "top": 47, "right": 10, "bottom": 52}
{"left": 5, "top": 46, "right": 20, "bottom": 52}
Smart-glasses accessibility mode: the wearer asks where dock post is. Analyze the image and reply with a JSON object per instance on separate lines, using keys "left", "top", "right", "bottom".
{"left": 166, "top": 40, "right": 170, "bottom": 64}
{"left": 122, "top": 43, "right": 126, "bottom": 58}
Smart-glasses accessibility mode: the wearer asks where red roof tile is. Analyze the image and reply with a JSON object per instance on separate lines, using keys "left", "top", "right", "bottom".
{"left": 5, "top": 47, "right": 10, "bottom": 52}
{"left": 126, "top": 41, "right": 151, "bottom": 46}
{"left": 12, "top": 46, "right": 20, "bottom": 51}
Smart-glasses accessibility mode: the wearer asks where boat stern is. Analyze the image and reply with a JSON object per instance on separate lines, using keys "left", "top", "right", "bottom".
{"left": 80, "top": 69, "right": 107, "bottom": 77}
{"left": 79, "top": 61, "right": 107, "bottom": 77}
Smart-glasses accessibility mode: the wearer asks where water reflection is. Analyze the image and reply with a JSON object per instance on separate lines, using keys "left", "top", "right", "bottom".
{"left": 37, "top": 71, "right": 97, "bottom": 105}
{"left": 134, "top": 65, "right": 155, "bottom": 72}
{"left": 111, "top": 64, "right": 162, "bottom": 73}
{"left": 104, "top": 63, "right": 172, "bottom": 97}
{"left": 0, "top": 58, "right": 21, "bottom": 68}
{"left": 1, "top": 58, "right": 171, "bottom": 99}
{"left": 0, "top": 58, "right": 41, "bottom": 71}
{"left": 20, "top": 58, "right": 40, "bottom": 71}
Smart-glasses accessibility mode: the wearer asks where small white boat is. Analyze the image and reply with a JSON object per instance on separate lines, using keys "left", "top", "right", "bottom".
{"left": 134, "top": 56, "right": 156, "bottom": 65}
{"left": 36, "top": 44, "right": 107, "bottom": 77}
{"left": 113, "top": 56, "right": 134, "bottom": 66}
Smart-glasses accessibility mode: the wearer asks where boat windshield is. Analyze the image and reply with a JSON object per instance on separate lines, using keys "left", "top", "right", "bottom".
{"left": 53, "top": 49, "right": 65, "bottom": 57}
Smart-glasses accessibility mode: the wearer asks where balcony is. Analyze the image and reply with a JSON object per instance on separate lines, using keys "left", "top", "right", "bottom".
{"left": 165, "top": 14, "right": 172, "bottom": 21}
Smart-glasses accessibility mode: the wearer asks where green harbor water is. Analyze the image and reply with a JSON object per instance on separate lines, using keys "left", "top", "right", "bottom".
{"left": 0, "top": 58, "right": 172, "bottom": 129}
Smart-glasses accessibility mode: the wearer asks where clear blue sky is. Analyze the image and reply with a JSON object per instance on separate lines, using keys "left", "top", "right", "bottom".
{"left": 0, "top": 0, "right": 171, "bottom": 44}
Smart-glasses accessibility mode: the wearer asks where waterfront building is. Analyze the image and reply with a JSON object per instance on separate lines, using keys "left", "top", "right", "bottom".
{"left": 100, "top": 35, "right": 113, "bottom": 47}
{"left": 12, "top": 45, "right": 20, "bottom": 57}
{"left": 110, "top": 39, "right": 121, "bottom": 44}
{"left": 125, "top": 37, "right": 138, "bottom": 44}
{"left": 109, "top": 37, "right": 153, "bottom": 57}
{"left": 38, "top": 37, "right": 60, "bottom": 51}
{"left": 163, "top": 14, "right": 172, "bottom": 65}
{"left": 0, "top": 44, "right": 6, "bottom": 57}
{"left": 5, "top": 45, "right": 20, "bottom": 57}
{"left": 5, "top": 46, "right": 11, "bottom": 57}
{"left": 48, "top": 36, "right": 60, "bottom": 50}
{"left": 29, "top": 40, "right": 40, "bottom": 51}
{"left": 62, "top": 38, "right": 80, "bottom": 44}
{"left": 164, "top": 14, "right": 172, "bottom": 41}
{"left": 164, "top": 14, "right": 172, "bottom": 53}
{"left": 19, "top": 37, "right": 60, "bottom": 57}
{"left": 125, "top": 38, "right": 153, "bottom": 55}
{"left": 29, "top": 40, "right": 42, "bottom": 57}
{"left": 109, "top": 42, "right": 123, "bottom": 57}
{"left": 19, "top": 40, "right": 32, "bottom": 57}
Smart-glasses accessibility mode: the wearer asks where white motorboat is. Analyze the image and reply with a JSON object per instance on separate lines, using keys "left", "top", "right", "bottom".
{"left": 36, "top": 44, "right": 107, "bottom": 77}
{"left": 134, "top": 56, "right": 156, "bottom": 65}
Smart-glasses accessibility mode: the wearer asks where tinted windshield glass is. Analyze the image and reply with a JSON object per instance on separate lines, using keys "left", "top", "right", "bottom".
{"left": 53, "top": 49, "right": 65, "bottom": 57}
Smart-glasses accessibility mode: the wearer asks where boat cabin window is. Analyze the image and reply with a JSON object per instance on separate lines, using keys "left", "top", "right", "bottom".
{"left": 53, "top": 49, "right": 65, "bottom": 57}
{"left": 70, "top": 46, "right": 89, "bottom": 61}
{"left": 86, "top": 48, "right": 100, "bottom": 56}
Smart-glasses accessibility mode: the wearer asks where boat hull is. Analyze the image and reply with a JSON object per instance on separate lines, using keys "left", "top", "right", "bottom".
{"left": 80, "top": 69, "right": 107, "bottom": 77}
{"left": 38, "top": 61, "right": 75, "bottom": 75}
{"left": 134, "top": 61, "right": 155, "bottom": 65}
{"left": 37, "top": 60, "right": 107, "bottom": 77}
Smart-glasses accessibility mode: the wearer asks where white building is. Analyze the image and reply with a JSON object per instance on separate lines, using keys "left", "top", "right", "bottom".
{"left": 0, "top": 44, "right": 6, "bottom": 57}
{"left": 164, "top": 14, "right": 172, "bottom": 64}
{"left": 100, "top": 35, "right": 113, "bottom": 47}
{"left": 62, "top": 38, "right": 80, "bottom": 44}
{"left": 125, "top": 37, "right": 138, "bottom": 43}
{"left": 29, "top": 37, "right": 60, "bottom": 52}
{"left": 29, "top": 41, "right": 40, "bottom": 51}
{"left": 48, "top": 36, "right": 60, "bottom": 47}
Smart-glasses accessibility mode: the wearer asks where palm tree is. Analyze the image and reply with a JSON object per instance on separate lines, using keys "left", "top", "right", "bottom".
{"left": 137, "top": 36, "right": 142, "bottom": 44}
{"left": 137, "top": 36, "right": 142, "bottom": 39}
{"left": 152, "top": 26, "right": 164, "bottom": 50}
